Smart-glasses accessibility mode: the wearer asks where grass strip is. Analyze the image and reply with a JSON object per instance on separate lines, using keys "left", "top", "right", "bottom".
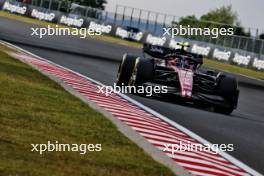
{"left": 203, "top": 59, "right": 264, "bottom": 80}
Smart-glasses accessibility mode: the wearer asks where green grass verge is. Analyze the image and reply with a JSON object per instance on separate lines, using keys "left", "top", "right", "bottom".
{"left": 0, "top": 46, "right": 174, "bottom": 176}
{"left": 1, "top": 11, "right": 263, "bottom": 79}
{"left": 204, "top": 59, "right": 264, "bottom": 80}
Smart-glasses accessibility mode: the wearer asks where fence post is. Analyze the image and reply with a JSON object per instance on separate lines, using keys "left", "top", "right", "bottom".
{"left": 173, "top": 16, "right": 176, "bottom": 26}
{"left": 121, "top": 6, "right": 126, "bottom": 26}
{"left": 260, "top": 40, "right": 264, "bottom": 55}
{"left": 231, "top": 36, "right": 235, "bottom": 48}
{"left": 40, "top": 0, "right": 43, "bottom": 8}
{"left": 145, "top": 11, "right": 150, "bottom": 30}
{"left": 244, "top": 38, "right": 248, "bottom": 51}
{"left": 113, "top": 5, "right": 118, "bottom": 24}
{"left": 215, "top": 35, "right": 219, "bottom": 45}
{"left": 252, "top": 38, "right": 256, "bottom": 53}
{"left": 105, "top": 11, "right": 108, "bottom": 22}
{"left": 163, "top": 14, "right": 167, "bottom": 28}
{"left": 137, "top": 9, "right": 142, "bottom": 29}
{"left": 129, "top": 7, "right": 134, "bottom": 27}
{"left": 237, "top": 37, "right": 242, "bottom": 49}
{"left": 48, "top": 0, "right": 52, "bottom": 10}
{"left": 85, "top": 7, "right": 89, "bottom": 17}
{"left": 154, "top": 13, "right": 158, "bottom": 34}
{"left": 223, "top": 35, "right": 227, "bottom": 47}
{"left": 57, "top": 1, "right": 61, "bottom": 11}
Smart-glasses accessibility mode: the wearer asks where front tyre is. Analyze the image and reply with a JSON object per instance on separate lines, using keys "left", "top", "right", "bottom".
{"left": 129, "top": 57, "right": 154, "bottom": 86}
{"left": 116, "top": 54, "right": 138, "bottom": 86}
{"left": 214, "top": 75, "right": 239, "bottom": 114}
{"left": 128, "top": 57, "right": 154, "bottom": 97}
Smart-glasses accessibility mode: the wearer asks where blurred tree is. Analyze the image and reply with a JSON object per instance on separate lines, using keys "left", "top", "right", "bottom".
{"left": 62, "top": 0, "right": 107, "bottom": 10}
{"left": 78, "top": 0, "right": 106, "bottom": 10}
{"left": 175, "top": 5, "right": 250, "bottom": 37}
{"left": 172, "top": 15, "right": 199, "bottom": 27}
{"left": 233, "top": 26, "right": 251, "bottom": 37}
{"left": 200, "top": 5, "right": 238, "bottom": 26}
{"left": 259, "top": 33, "right": 264, "bottom": 39}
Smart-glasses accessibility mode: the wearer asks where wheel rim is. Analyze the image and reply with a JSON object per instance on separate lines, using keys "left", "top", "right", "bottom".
{"left": 116, "top": 53, "right": 127, "bottom": 83}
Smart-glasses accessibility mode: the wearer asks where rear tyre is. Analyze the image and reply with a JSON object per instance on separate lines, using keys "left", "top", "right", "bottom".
{"left": 214, "top": 75, "right": 239, "bottom": 114}
{"left": 116, "top": 54, "right": 138, "bottom": 86}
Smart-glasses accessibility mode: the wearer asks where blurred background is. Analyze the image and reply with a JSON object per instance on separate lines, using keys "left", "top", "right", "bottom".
{"left": 6, "top": 0, "right": 264, "bottom": 56}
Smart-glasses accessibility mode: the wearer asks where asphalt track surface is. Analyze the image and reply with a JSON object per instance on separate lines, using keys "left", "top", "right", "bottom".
{"left": 1, "top": 17, "right": 264, "bottom": 174}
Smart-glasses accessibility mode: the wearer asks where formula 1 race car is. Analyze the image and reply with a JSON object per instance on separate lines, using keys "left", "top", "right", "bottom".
{"left": 116, "top": 42, "right": 239, "bottom": 114}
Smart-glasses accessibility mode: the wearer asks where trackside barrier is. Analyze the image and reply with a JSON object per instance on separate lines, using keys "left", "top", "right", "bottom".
{"left": 1, "top": 0, "right": 264, "bottom": 71}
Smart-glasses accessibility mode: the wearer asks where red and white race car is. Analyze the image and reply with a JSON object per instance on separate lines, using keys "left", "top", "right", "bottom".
{"left": 116, "top": 43, "right": 239, "bottom": 114}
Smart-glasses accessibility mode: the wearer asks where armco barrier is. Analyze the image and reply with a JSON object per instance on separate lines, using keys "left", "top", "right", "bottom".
{"left": 28, "top": 6, "right": 61, "bottom": 23}
{"left": 1, "top": 0, "right": 264, "bottom": 71}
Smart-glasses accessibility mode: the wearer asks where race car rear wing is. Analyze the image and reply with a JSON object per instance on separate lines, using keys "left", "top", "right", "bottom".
{"left": 143, "top": 43, "right": 203, "bottom": 64}
{"left": 143, "top": 43, "right": 177, "bottom": 58}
